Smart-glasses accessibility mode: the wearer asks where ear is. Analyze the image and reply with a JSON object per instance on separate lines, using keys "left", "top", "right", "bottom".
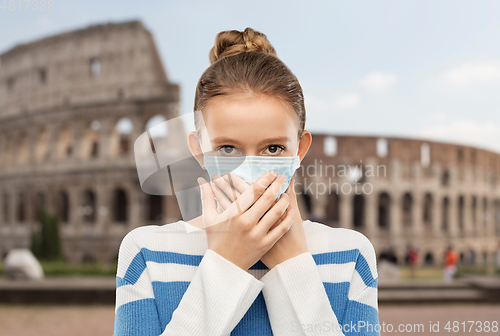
{"left": 297, "top": 130, "right": 312, "bottom": 162}
{"left": 187, "top": 131, "right": 206, "bottom": 170}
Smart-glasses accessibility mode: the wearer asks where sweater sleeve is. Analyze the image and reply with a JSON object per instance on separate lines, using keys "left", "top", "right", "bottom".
{"left": 259, "top": 251, "right": 346, "bottom": 335}
{"left": 259, "top": 231, "right": 380, "bottom": 336}
{"left": 113, "top": 228, "right": 265, "bottom": 336}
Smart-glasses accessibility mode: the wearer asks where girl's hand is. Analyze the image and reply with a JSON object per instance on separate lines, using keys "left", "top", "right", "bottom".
{"left": 210, "top": 173, "right": 251, "bottom": 212}
{"left": 259, "top": 178, "right": 308, "bottom": 269}
{"left": 197, "top": 171, "right": 295, "bottom": 271}
{"left": 211, "top": 174, "right": 308, "bottom": 269}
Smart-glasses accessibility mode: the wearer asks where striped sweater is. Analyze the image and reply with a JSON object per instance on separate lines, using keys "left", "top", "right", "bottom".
{"left": 113, "top": 219, "right": 380, "bottom": 336}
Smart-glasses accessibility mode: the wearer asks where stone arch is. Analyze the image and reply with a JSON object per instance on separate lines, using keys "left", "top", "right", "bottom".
{"left": 402, "top": 192, "right": 413, "bottom": 227}
{"left": 146, "top": 194, "right": 164, "bottom": 222}
{"left": 17, "top": 191, "right": 26, "bottom": 223}
{"left": 81, "top": 189, "right": 96, "bottom": 223}
{"left": 420, "top": 143, "right": 430, "bottom": 167}
{"left": 325, "top": 192, "right": 340, "bottom": 224}
{"left": 82, "top": 120, "right": 101, "bottom": 159}
{"left": 2, "top": 192, "right": 10, "bottom": 224}
{"left": 18, "top": 132, "right": 29, "bottom": 165}
{"left": 57, "top": 124, "right": 73, "bottom": 159}
{"left": 35, "top": 127, "right": 49, "bottom": 163}
{"left": 494, "top": 199, "right": 500, "bottom": 235}
{"left": 376, "top": 138, "right": 388, "bottom": 157}
{"left": 482, "top": 197, "right": 488, "bottom": 231}
{"left": 378, "top": 192, "right": 391, "bottom": 230}
{"left": 301, "top": 188, "right": 313, "bottom": 219}
{"left": 145, "top": 114, "right": 168, "bottom": 139}
{"left": 111, "top": 117, "right": 134, "bottom": 157}
{"left": 442, "top": 196, "right": 449, "bottom": 232}
{"left": 458, "top": 195, "right": 465, "bottom": 232}
{"left": 353, "top": 194, "right": 365, "bottom": 228}
{"left": 33, "top": 192, "right": 46, "bottom": 222}
{"left": 441, "top": 169, "right": 450, "bottom": 187}
{"left": 4, "top": 135, "right": 14, "bottom": 167}
{"left": 423, "top": 193, "right": 433, "bottom": 226}
{"left": 113, "top": 188, "right": 128, "bottom": 223}
{"left": 323, "top": 136, "right": 337, "bottom": 156}
{"left": 424, "top": 252, "right": 434, "bottom": 265}
{"left": 471, "top": 195, "right": 477, "bottom": 230}
{"left": 56, "top": 191, "right": 70, "bottom": 224}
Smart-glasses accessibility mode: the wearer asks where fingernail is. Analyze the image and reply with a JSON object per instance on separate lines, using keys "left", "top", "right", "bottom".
{"left": 270, "top": 170, "right": 277, "bottom": 177}
{"left": 197, "top": 177, "right": 202, "bottom": 185}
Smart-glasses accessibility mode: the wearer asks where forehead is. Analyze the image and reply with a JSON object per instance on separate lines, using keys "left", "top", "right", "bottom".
{"left": 203, "top": 93, "right": 298, "bottom": 140}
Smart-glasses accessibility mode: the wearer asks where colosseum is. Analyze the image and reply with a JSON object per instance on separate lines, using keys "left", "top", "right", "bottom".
{"left": 0, "top": 21, "right": 183, "bottom": 263}
{"left": 1, "top": 20, "right": 499, "bottom": 267}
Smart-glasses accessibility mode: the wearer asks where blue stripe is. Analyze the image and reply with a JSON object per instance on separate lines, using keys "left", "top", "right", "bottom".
{"left": 152, "top": 281, "right": 191, "bottom": 330}
{"left": 118, "top": 248, "right": 375, "bottom": 288}
{"left": 354, "top": 253, "right": 377, "bottom": 288}
{"left": 312, "top": 249, "right": 359, "bottom": 264}
{"left": 323, "top": 281, "right": 351, "bottom": 319}
{"left": 341, "top": 300, "right": 380, "bottom": 335}
{"left": 113, "top": 298, "right": 161, "bottom": 336}
{"left": 313, "top": 249, "right": 376, "bottom": 287}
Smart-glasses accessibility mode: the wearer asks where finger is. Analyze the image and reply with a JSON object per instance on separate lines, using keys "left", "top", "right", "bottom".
{"left": 213, "top": 170, "right": 277, "bottom": 224}
{"left": 198, "top": 177, "right": 218, "bottom": 221}
{"left": 211, "top": 183, "right": 233, "bottom": 210}
{"left": 243, "top": 174, "right": 287, "bottom": 221}
{"left": 224, "top": 172, "right": 250, "bottom": 194}
{"left": 262, "top": 208, "right": 295, "bottom": 247}
{"left": 256, "top": 192, "right": 290, "bottom": 234}
{"left": 213, "top": 174, "right": 240, "bottom": 202}
{"left": 266, "top": 202, "right": 289, "bottom": 231}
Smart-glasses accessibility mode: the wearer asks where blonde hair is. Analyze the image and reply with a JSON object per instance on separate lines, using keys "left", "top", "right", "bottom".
{"left": 194, "top": 27, "right": 306, "bottom": 140}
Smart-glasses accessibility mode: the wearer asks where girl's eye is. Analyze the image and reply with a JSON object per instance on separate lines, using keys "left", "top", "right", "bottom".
{"left": 217, "top": 146, "right": 242, "bottom": 156}
{"left": 264, "top": 145, "right": 285, "bottom": 155}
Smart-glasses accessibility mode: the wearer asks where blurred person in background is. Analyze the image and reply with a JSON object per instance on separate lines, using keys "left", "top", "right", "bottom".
{"left": 405, "top": 244, "right": 418, "bottom": 280}
{"left": 443, "top": 245, "right": 459, "bottom": 283}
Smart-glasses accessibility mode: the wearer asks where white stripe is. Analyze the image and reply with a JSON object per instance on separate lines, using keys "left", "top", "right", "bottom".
{"left": 146, "top": 261, "right": 198, "bottom": 282}
{"left": 317, "top": 262, "right": 355, "bottom": 284}
{"left": 115, "top": 270, "right": 155, "bottom": 312}
{"left": 353, "top": 286, "right": 378, "bottom": 310}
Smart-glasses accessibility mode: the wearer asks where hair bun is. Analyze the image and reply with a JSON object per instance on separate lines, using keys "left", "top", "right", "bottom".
{"left": 209, "top": 27, "right": 277, "bottom": 64}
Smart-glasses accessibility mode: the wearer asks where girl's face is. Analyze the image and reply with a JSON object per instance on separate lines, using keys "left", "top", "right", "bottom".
{"left": 189, "top": 93, "right": 312, "bottom": 166}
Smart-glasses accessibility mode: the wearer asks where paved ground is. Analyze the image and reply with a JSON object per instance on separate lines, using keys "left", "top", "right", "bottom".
{"left": 1, "top": 303, "right": 500, "bottom": 335}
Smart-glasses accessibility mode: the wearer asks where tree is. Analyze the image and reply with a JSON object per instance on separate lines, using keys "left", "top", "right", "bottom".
{"left": 30, "top": 207, "right": 64, "bottom": 261}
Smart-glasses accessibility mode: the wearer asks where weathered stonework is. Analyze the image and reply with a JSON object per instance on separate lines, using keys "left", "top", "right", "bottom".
{"left": 1, "top": 20, "right": 499, "bottom": 267}
{"left": 0, "top": 21, "right": 182, "bottom": 264}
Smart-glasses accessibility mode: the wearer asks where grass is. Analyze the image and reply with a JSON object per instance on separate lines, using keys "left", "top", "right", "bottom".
{"left": 0, "top": 260, "right": 117, "bottom": 277}
{"left": 398, "top": 264, "right": 500, "bottom": 281}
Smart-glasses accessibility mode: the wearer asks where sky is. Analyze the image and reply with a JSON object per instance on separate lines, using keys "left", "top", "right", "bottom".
{"left": 1, "top": 0, "right": 500, "bottom": 153}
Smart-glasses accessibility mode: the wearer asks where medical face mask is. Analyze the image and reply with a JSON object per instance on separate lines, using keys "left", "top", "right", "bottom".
{"left": 203, "top": 154, "right": 301, "bottom": 202}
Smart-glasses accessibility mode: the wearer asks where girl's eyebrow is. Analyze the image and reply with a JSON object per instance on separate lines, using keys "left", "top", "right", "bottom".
{"left": 211, "top": 136, "right": 291, "bottom": 146}
{"left": 211, "top": 136, "right": 243, "bottom": 146}
{"left": 257, "top": 137, "right": 291, "bottom": 145}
